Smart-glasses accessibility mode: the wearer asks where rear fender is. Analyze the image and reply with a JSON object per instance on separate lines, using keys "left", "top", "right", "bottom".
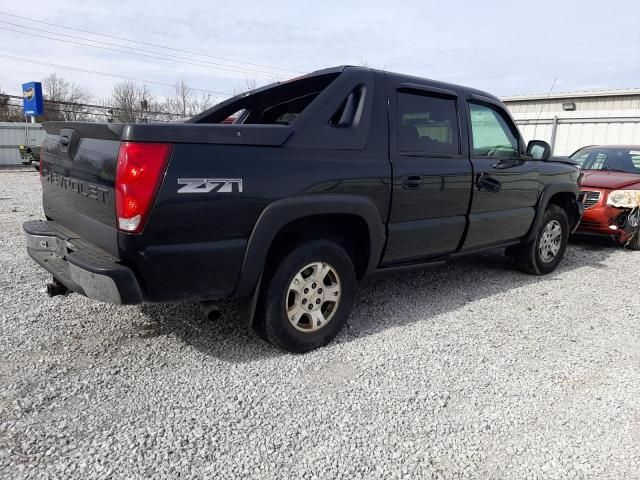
{"left": 234, "top": 194, "right": 386, "bottom": 299}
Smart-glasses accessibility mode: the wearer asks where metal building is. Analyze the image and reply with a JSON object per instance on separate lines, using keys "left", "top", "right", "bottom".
{"left": 0, "top": 122, "right": 45, "bottom": 166}
{"left": 502, "top": 89, "right": 640, "bottom": 156}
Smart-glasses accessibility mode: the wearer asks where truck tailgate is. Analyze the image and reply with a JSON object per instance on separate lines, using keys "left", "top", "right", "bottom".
{"left": 40, "top": 122, "right": 124, "bottom": 257}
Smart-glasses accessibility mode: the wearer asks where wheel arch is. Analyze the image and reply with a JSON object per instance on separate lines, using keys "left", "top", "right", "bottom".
{"left": 234, "top": 194, "right": 386, "bottom": 299}
{"left": 523, "top": 183, "right": 582, "bottom": 243}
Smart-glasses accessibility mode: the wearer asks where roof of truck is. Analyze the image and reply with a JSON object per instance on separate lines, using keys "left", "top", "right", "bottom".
{"left": 310, "top": 65, "right": 502, "bottom": 103}
{"left": 190, "top": 65, "right": 504, "bottom": 124}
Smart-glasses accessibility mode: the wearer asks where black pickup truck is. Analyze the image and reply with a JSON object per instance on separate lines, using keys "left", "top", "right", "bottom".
{"left": 24, "top": 66, "right": 583, "bottom": 352}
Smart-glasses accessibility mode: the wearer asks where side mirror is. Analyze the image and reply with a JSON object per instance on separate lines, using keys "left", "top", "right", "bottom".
{"left": 526, "top": 140, "right": 551, "bottom": 161}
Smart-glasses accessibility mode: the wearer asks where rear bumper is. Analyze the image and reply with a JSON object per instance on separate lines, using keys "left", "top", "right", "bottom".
{"left": 23, "top": 220, "right": 143, "bottom": 304}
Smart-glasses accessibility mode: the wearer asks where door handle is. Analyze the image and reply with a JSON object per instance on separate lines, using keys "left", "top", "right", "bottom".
{"left": 476, "top": 173, "right": 501, "bottom": 193}
{"left": 402, "top": 175, "right": 423, "bottom": 189}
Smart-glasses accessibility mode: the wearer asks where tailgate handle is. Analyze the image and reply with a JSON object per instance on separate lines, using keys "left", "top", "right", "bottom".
{"left": 59, "top": 128, "right": 79, "bottom": 160}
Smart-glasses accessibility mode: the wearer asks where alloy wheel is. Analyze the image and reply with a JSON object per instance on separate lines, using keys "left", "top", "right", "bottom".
{"left": 538, "top": 219, "right": 563, "bottom": 263}
{"left": 285, "top": 262, "right": 341, "bottom": 332}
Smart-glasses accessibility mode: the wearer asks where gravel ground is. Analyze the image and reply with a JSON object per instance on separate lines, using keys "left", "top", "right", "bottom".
{"left": 1, "top": 168, "right": 639, "bottom": 479}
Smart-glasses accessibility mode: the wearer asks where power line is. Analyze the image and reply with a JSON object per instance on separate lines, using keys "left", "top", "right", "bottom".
{"left": 3, "top": 95, "right": 188, "bottom": 118}
{"left": 0, "top": 20, "right": 293, "bottom": 79}
{"left": 0, "top": 24, "right": 286, "bottom": 78}
{"left": 0, "top": 19, "right": 285, "bottom": 79}
{"left": 4, "top": 102, "right": 190, "bottom": 123}
{"left": 0, "top": 53, "right": 233, "bottom": 96}
{"left": 0, "top": 10, "right": 303, "bottom": 76}
{"left": 6, "top": 92, "right": 197, "bottom": 112}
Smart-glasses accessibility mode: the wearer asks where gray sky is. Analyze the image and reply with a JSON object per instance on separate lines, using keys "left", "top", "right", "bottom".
{"left": 1, "top": 0, "right": 639, "bottom": 103}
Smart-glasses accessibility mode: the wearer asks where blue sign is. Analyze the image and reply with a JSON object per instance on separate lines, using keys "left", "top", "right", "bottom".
{"left": 22, "top": 81, "right": 44, "bottom": 116}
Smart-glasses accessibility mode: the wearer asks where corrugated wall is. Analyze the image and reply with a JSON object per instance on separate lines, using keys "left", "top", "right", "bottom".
{"left": 518, "top": 121, "right": 640, "bottom": 156}
{"left": 0, "top": 122, "right": 46, "bottom": 166}
{"left": 505, "top": 93, "right": 640, "bottom": 156}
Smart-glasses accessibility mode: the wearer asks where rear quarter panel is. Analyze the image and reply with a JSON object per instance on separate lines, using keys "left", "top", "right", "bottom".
{"left": 119, "top": 143, "right": 390, "bottom": 302}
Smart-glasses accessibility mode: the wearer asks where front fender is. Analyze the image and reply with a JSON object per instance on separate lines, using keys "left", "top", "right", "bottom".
{"left": 524, "top": 182, "right": 582, "bottom": 242}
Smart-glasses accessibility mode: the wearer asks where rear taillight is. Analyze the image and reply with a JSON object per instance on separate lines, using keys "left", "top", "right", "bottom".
{"left": 115, "top": 142, "right": 172, "bottom": 233}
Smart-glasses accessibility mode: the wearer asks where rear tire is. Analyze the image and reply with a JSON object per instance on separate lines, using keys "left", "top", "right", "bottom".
{"left": 507, "top": 204, "right": 569, "bottom": 275}
{"left": 257, "top": 239, "right": 356, "bottom": 353}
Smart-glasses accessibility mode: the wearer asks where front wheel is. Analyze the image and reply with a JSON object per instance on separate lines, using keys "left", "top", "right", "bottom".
{"left": 258, "top": 239, "right": 356, "bottom": 353}
{"left": 507, "top": 204, "right": 569, "bottom": 275}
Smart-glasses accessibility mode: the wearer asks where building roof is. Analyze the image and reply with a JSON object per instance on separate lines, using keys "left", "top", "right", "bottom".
{"left": 501, "top": 88, "right": 640, "bottom": 102}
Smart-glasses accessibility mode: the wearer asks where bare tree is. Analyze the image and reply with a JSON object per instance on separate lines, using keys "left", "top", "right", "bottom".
{"left": 109, "top": 81, "right": 157, "bottom": 123}
{"left": 65, "top": 84, "right": 93, "bottom": 121}
{"left": 193, "top": 91, "right": 216, "bottom": 114}
{"left": 232, "top": 77, "right": 259, "bottom": 96}
{"left": 165, "top": 80, "right": 193, "bottom": 118}
{"left": 42, "top": 73, "right": 68, "bottom": 102}
{"left": 0, "top": 87, "right": 22, "bottom": 121}
{"left": 41, "top": 73, "right": 93, "bottom": 121}
{"left": 164, "top": 80, "right": 215, "bottom": 118}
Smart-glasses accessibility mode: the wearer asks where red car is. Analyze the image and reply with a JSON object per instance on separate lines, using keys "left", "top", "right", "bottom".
{"left": 570, "top": 145, "right": 640, "bottom": 249}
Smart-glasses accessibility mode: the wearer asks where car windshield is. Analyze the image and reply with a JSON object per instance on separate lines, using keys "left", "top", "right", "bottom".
{"left": 570, "top": 147, "right": 640, "bottom": 174}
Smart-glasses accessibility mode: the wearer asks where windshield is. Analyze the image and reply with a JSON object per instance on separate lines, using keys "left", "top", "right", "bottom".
{"left": 571, "top": 147, "right": 640, "bottom": 174}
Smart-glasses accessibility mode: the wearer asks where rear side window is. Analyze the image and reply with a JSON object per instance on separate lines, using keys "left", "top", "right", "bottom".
{"left": 397, "top": 92, "right": 460, "bottom": 155}
{"left": 469, "top": 103, "right": 519, "bottom": 158}
{"left": 192, "top": 73, "right": 340, "bottom": 125}
{"left": 259, "top": 92, "right": 320, "bottom": 124}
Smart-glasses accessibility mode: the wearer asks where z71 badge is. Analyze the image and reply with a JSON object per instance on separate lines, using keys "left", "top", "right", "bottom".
{"left": 177, "top": 178, "right": 243, "bottom": 194}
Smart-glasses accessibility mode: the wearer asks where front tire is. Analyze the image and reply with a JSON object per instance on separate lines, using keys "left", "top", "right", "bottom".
{"left": 258, "top": 239, "right": 356, "bottom": 353}
{"left": 508, "top": 204, "right": 569, "bottom": 275}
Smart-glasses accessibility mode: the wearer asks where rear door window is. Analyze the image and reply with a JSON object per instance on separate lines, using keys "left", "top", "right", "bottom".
{"left": 396, "top": 92, "right": 460, "bottom": 156}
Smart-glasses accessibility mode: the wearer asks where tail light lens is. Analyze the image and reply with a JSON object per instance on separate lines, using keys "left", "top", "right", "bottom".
{"left": 115, "top": 142, "right": 172, "bottom": 233}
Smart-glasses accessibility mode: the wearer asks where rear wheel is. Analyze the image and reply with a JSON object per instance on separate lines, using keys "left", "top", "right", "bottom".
{"left": 258, "top": 239, "right": 356, "bottom": 353}
{"left": 508, "top": 204, "right": 569, "bottom": 275}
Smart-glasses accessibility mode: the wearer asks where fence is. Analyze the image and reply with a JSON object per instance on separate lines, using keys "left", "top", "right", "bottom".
{"left": 0, "top": 122, "right": 45, "bottom": 166}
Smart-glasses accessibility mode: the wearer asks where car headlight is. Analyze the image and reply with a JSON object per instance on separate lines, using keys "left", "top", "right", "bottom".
{"left": 606, "top": 190, "right": 640, "bottom": 208}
